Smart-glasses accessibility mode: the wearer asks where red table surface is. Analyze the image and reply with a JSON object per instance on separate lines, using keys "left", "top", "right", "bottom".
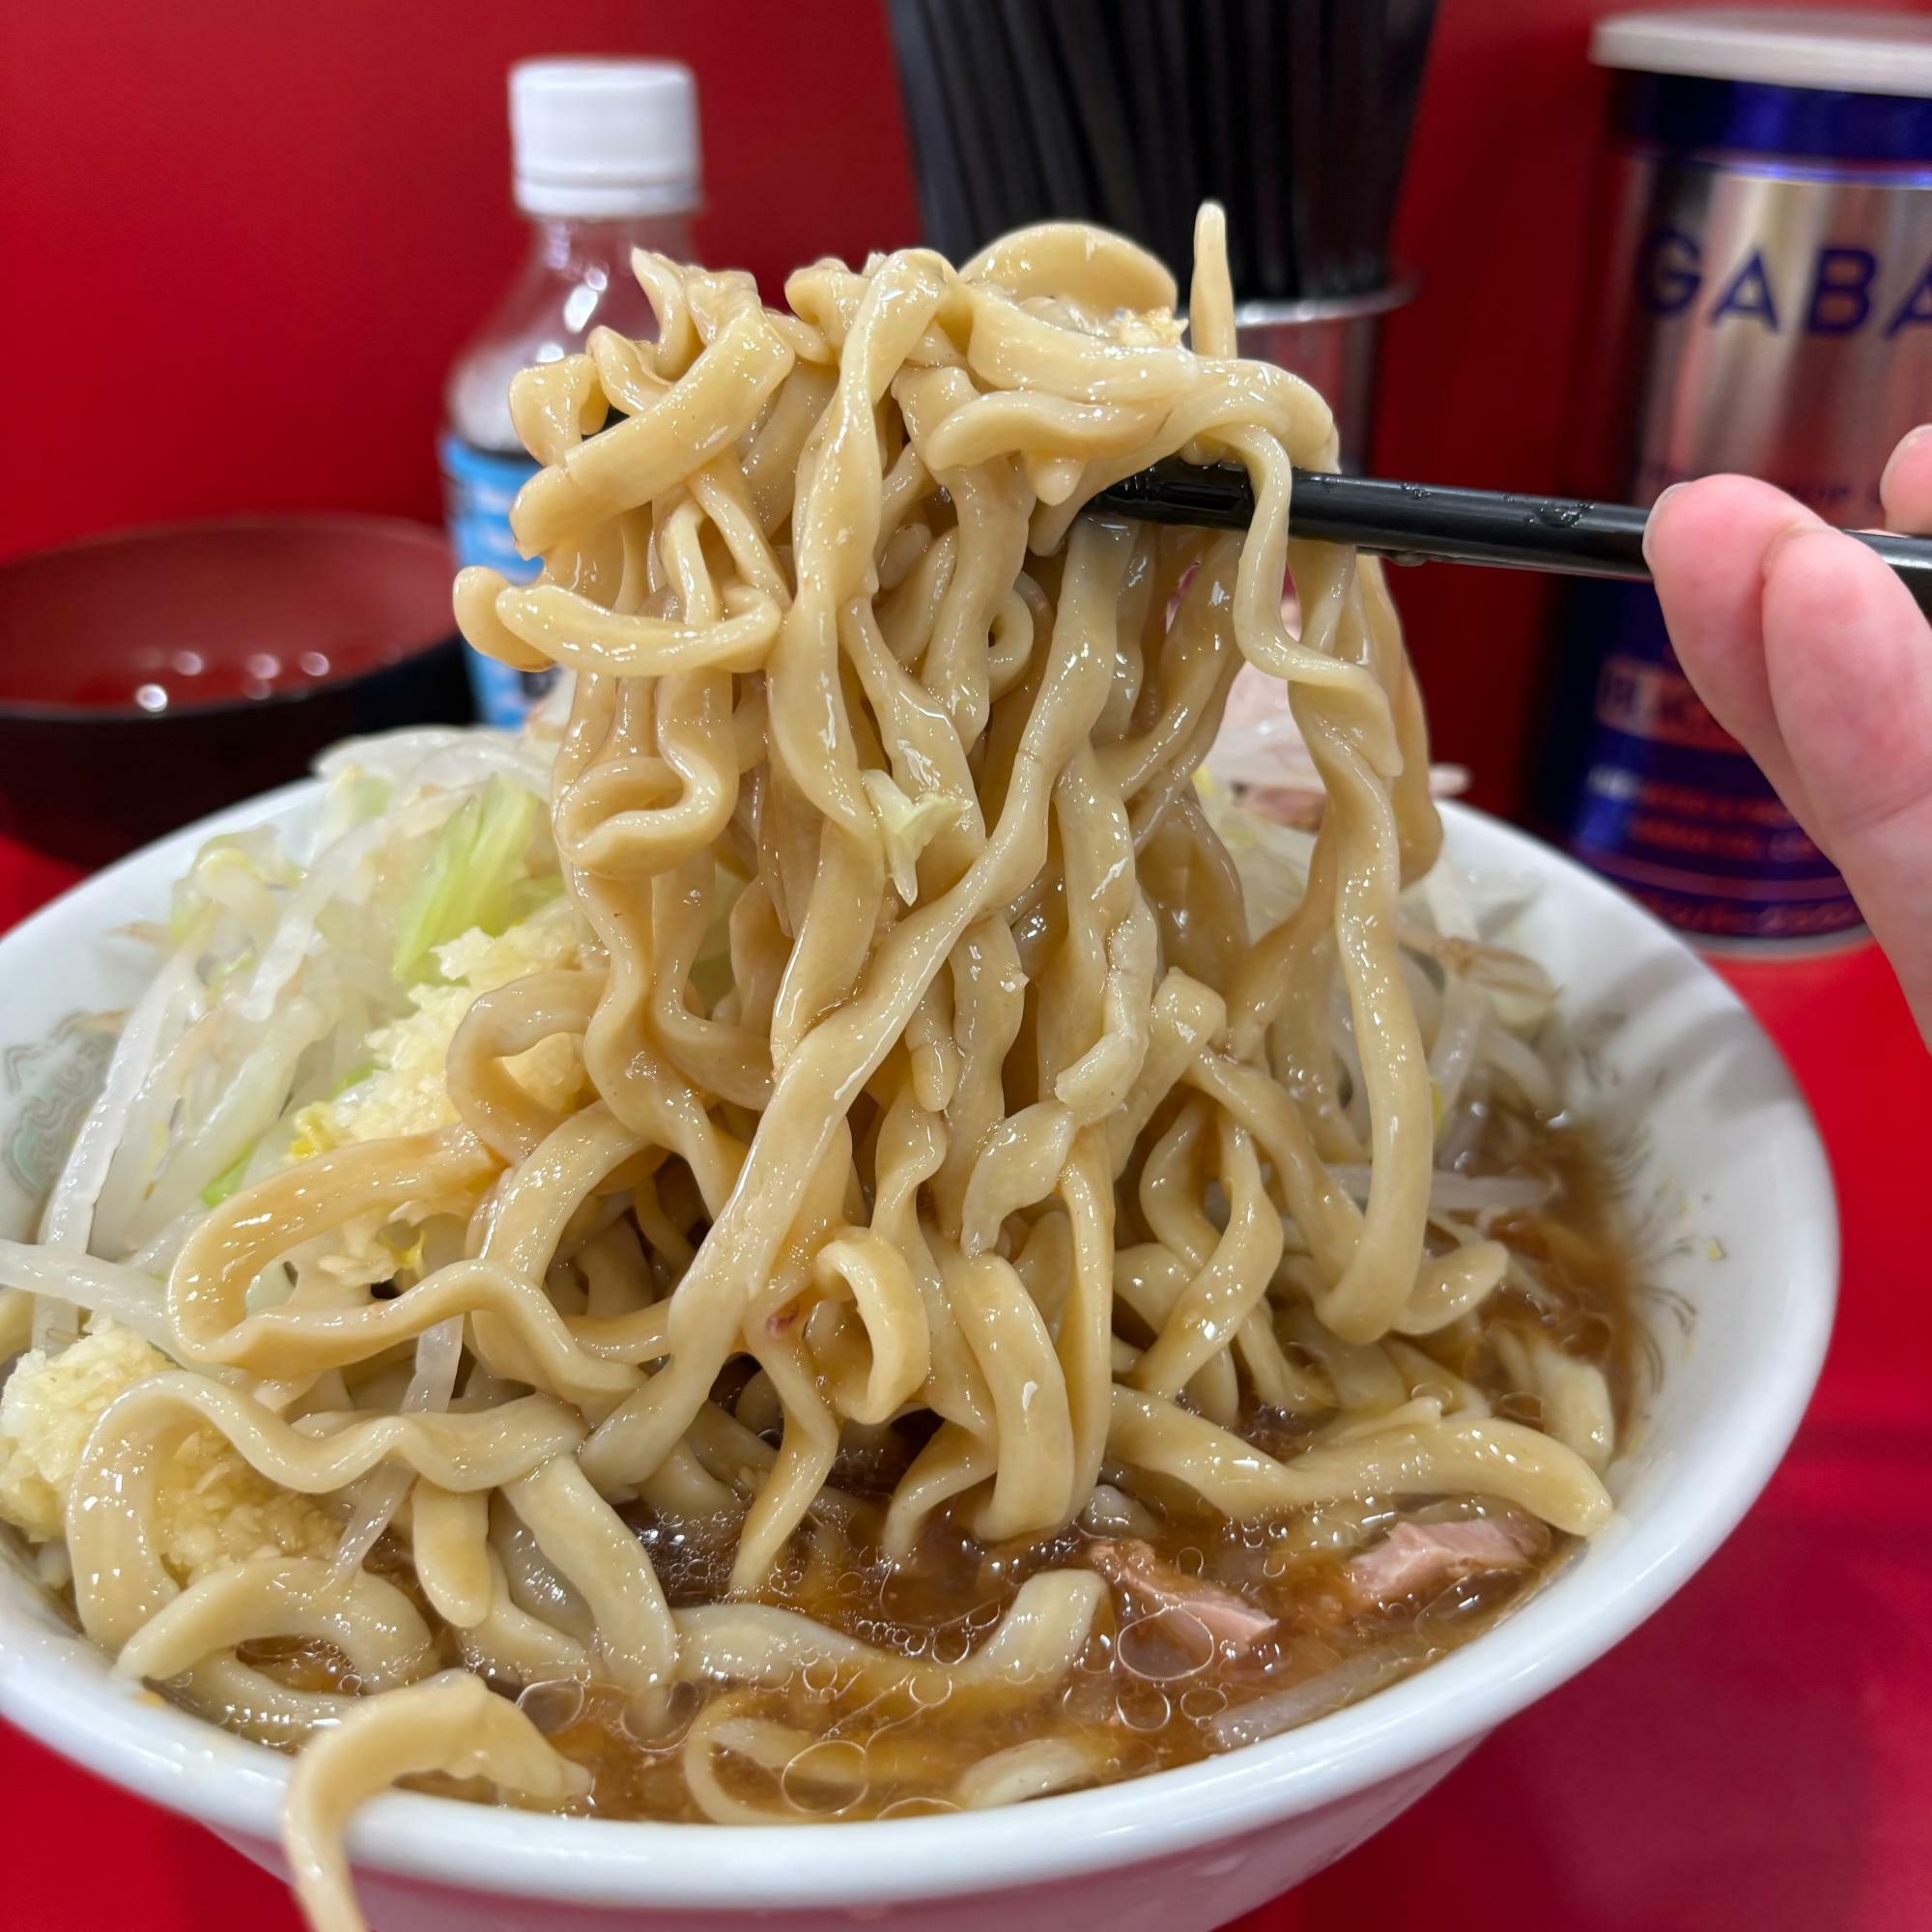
{"left": 1, "top": 844, "right": 1926, "bottom": 1932}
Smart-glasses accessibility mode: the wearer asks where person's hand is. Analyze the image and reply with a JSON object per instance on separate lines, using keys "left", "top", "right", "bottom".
{"left": 1643, "top": 426, "right": 1932, "bottom": 1044}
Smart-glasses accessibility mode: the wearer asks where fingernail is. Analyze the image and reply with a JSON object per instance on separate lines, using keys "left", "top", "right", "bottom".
{"left": 1639, "top": 482, "right": 1686, "bottom": 569}
{"left": 1880, "top": 422, "right": 1931, "bottom": 501}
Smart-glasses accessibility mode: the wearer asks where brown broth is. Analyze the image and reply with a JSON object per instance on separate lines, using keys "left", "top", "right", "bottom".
{"left": 412, "top": 1117, "right": 1645, "bottom": 1824}
{"left": 172, "top": 1117, "right": 1637, "bottom": 1821}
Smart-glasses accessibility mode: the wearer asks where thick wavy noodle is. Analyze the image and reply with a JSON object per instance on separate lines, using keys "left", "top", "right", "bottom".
{"left": 0, "top": 209, "right": 1637, "bottom": 1932}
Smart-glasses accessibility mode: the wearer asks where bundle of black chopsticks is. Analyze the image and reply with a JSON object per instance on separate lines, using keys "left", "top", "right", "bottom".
{"left": 886, "top": 0, "right": 1437, "bottom": 301}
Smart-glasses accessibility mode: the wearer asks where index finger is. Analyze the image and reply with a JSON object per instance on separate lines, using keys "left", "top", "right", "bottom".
{"left": 1759, "top": 524, "right": 1932, "bottom": 1044}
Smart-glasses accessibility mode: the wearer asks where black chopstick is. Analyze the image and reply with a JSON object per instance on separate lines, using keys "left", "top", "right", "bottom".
{"left": 1092, "top": 458, "right": 1932, "bottom": 610}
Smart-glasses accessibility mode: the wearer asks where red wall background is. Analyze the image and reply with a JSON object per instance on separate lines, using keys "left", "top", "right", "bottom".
{"left": 2, "top": 0, "right": 1910, "bottom": 810}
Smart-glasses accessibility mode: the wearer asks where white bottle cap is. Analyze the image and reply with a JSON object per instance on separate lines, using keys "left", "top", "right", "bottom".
{"left": 510, "top": 58, "right": 701, "bottom": 217}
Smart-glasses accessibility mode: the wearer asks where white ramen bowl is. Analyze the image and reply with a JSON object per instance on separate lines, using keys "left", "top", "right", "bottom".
{"left": 0, "top": 784, "right": 1835, "bottom": 1932}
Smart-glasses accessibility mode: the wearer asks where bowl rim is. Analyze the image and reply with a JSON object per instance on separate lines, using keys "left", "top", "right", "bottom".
{"left": 0, "top": 786, "right": 1838, "bottom": 1907}
{"left": 0, "top": 512, "right": 459, "bottom": 725}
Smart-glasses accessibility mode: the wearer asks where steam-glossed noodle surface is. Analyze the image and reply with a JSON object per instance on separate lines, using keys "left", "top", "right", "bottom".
{"left": 0, "top": 209, "right": 1630, "bottom": 1932}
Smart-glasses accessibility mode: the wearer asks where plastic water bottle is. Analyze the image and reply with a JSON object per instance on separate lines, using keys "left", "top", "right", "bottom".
{"left": 443, "top": 58, "right": 700, "bottom": 725}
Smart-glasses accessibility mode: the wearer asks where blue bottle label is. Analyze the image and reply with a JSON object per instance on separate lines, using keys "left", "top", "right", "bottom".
{"left": 440, "top": 432, "right": 554, "bottom": 727}
{"left": 1554, "top": 583, "right": 1861, "bottom": 946}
